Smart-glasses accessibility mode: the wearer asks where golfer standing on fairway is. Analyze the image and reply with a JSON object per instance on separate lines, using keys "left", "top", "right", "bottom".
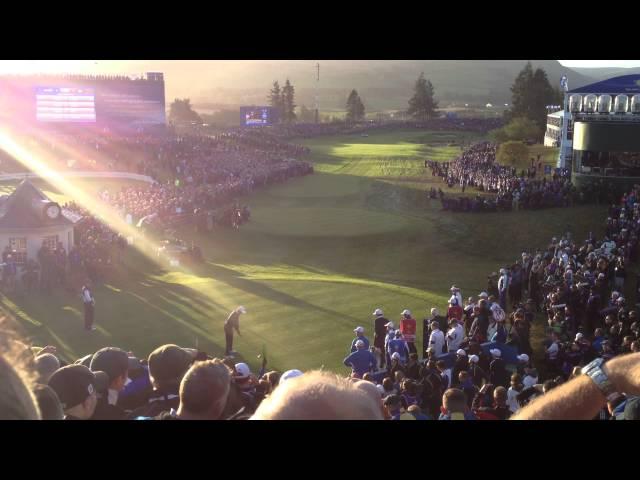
{"left": 224, "top": 306, "right": 246, "bottom": 356}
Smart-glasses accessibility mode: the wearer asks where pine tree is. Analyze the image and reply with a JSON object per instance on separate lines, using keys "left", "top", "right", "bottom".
{"left": 268, "top": 81, "right": 281, "bottom": 107}
{"left": 168, "top": 98, "right": 201, "bottom": 124}
{"left": 346, "top": 89, "right": 365, "bottom": 123}
{"left": 407, "top": 73, "right": 438, "bottom": 120}
{"left": 282, "top": 79, "right": 297, "bottom": 124}
{"left": 508, "top": 62, "right": 557, "bottom": 129}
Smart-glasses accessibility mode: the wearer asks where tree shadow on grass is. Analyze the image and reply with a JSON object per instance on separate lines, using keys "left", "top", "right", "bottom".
{"left": 188, "top": 261, "right": 362, "bottom": 325}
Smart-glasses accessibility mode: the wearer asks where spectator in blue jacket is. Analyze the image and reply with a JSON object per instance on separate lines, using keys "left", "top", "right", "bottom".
{"left": 387, "top": 331, "right": 410, "bottom": 364}
{"left": 343, "top": 340, "right": 376, "bottom": 378}
{"left": 592, "top": 328, "right": 605, "bottom": 353}
{"left": 350, "top": 326, "right": 370, "bottom": 353}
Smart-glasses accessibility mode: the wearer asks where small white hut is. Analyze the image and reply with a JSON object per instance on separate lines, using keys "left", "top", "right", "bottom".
{"left": 0, "top": 180, "right": 78, "bottom": 264}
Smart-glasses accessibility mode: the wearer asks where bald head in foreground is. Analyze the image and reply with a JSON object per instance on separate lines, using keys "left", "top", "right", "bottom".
{"left": 251, "top": 370, "right": 383, "bottom": 420}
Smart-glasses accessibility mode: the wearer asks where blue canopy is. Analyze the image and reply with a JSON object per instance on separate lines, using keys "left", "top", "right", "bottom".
{"left": 569, "top": 74, "right": 640, "bottom": 95}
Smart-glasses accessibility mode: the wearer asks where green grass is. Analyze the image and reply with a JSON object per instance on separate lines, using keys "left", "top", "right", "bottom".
{"left": 1, "top": 130, "right": 605, "bottom": 374}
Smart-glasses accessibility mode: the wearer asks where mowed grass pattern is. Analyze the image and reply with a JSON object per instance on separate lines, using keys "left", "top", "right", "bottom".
{"left": 1, "top": 130, "right": 604, "bottom": 373}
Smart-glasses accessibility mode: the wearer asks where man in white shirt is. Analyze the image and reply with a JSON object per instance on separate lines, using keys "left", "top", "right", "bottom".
{"left": 429, "top": 321, "right": 446, "bottom": 356}
{"left": 498, "top": 268, "right": 509, "bottom": 310}
{"left": 546, "top": 333, "right": 560, "bottom": 361}
{"left": 446, "top": 319, "right": 464, "bottom": 352}
{"left": 82, "top": 283, "right": 96, "bottom": 331}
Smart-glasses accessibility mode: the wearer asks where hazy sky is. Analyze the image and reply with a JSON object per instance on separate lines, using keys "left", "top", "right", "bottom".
{"left": 0, "top": 60, "right": 639, "bottom": 75}
{"left": 559, "top": 60, "right": 640, "bottom": 68}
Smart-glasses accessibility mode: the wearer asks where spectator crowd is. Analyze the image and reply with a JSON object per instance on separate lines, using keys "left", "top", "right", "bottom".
{"left": 428, "top": 142, "right": 616, "bottom": 213}
{"left": 3, "top": 182, "right": 640, "bottom": 420}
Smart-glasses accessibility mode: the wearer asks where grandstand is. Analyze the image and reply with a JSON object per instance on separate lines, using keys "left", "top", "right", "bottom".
{"left": 551, "top": 74, "right": 640, "bottom": 188}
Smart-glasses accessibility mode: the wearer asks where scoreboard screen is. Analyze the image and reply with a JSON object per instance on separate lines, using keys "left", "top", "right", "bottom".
{"left": 36, "top": 87, "right": 96, "bottom": 123}
{"left": 240, "top": 106, "right": 277, "bottom": 127}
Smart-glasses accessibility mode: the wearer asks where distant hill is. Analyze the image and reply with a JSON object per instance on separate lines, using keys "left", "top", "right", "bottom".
{"left": 180, "top": 60, "right": 596, "bottom": 111}
{"left": 571, "top": 66, "right": 640, "bottom": 81}
{"left": 108, "top": 60, "right": 597, "bottom": 112}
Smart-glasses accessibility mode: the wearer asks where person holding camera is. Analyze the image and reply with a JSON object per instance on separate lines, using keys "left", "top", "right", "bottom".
{"left": 513, "top": 352, "right": 640, "bottom": 420}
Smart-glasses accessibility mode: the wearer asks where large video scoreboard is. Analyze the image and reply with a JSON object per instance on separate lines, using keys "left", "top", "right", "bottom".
{"left": 240, "top": 106, "right": 278, "bottom": 127}
{"left": 0, "top": 74, "right": 166, "bottom": 128}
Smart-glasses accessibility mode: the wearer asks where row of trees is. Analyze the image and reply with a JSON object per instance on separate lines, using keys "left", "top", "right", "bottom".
{"left": 268, "top": 72, "right": 440, "bottom": 124}
{"left": 269, "top": 80, "right": 297, "bottom": 124}
{"left": 171, "top": 62, "right": 558, "bottom": 130}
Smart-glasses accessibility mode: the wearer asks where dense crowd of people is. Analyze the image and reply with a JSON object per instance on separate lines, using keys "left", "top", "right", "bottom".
{"left": 0, "top": 127, "right": 314, "bottom": 292}
{"left": 428, "top": 142, "right": 616, "bottom": 213}
{"left": 267, "top": 118, "right": 504, "bottom": 139}
{"left": 3, "top": 119, "right": 640, "bottom": 420}
{"left": 3, "top": 182, "right": 640, "bottom": 420}
{"left": 338, "top": 183, "right": 640, "bottom": 419}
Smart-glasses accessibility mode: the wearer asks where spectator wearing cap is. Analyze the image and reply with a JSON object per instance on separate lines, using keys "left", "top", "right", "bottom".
{"left": 439, "top": 388, "right": 477, "bottom": 420}
{"left": 234, "top": 362, "right": 258, "bottom": 396}
{"left": 399, "top": 309, "right": 417, "bottom": 354}
{"left": 428, "top": 320, "right": 446, "bottom": 356}
{"left": 343, "top": 340, "right": 376, "bottom": 378}
{"left": 32, "top": 384, "right": 64, "bottom": 420}
{"left": 388, "top": 352, "right": 405, "bottom": 379}
{"left": 157, "top": 359, "right": 232, "bottom": 420}
{"left": 89, "top": 347, "right": 129, "bottom": 420}
{"left": 468, "top": 354, "right": 487, "bottom": 388}
{"left": 129, "top": 344, "right": 195, "bottom": 419}
{"left": 451, "top": 349, "right": 468, "bottom": 386}
{"left": 450, "top": 285, "right": 463, "bottom": 309}
{"left": 372, "top": 308, "right": 389, "bottom": 369}
{"left": 384, "top": 321, "right": 396, "bottom": 368}
{"left": 447, "top": 297, "right": 463, "bottom": 323}
{"left": 251, "top": 370, "right": 383, "bottom": 420}
{"left": 350, "top": 326, "right": 370, "bottom": 353}
{"left": 424, "top": 308, "right": 447, "bottom": 358}
{"left": 224, "top": 306, "right": 246, "bottom": 356}
{"left": 489, "top": 349, "right": 509, "bottom": 388}
{"left": 446, "top": 317, "right": 464, "bottom": 353}
{"left": 219, "top": 362, "right": 259, "bottom": 419}
{"left": 35, "top": 353, "right": 60, "bottom": 384}
{"left": 48, "top": 365, "right": 98, "bottom": 420}
{"left": 515, "top": 353, "right": 529, "bottom": 377}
